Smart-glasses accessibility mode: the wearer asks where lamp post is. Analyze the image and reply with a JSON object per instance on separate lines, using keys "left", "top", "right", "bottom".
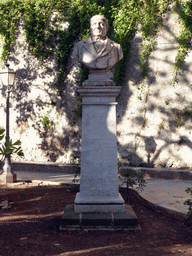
{"left": 0, "top": 63, "right": 16, "bottom": 183}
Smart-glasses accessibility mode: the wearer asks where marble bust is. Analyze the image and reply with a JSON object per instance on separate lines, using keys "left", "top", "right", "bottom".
{"left": 73, "top": 15, "right": 123, "bottom": 82}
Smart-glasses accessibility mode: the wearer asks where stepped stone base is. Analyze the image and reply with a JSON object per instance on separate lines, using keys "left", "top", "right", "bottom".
{"left": 0, "top": 173, "right": 17, "bottom": 184}
{"left": 60, "top": 204, "right": 140, "bottom": 231}
{"left": 74, "top": 192, "right": 125, "bottom": 213}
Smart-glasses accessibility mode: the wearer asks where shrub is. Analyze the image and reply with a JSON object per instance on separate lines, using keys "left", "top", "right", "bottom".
{"left": 119, "top": 168, "right": 146, "bottom": 203}
{"left": 0, "top": 129, "right": 24, "bottom": 163}
{"left": 184, "top": 188, "right": 192, "bottom": 217}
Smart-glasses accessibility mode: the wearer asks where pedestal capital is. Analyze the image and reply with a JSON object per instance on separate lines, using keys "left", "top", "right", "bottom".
{"left": 78, "top": 85, "right": 121, "bottom": 98}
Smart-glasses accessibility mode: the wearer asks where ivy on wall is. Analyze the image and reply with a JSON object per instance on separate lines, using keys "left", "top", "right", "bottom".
{"left": 0, "top": 0, "right": 191, "bottom": 92}
{"left": 173, "top": 0, "right": 192, "bottom": 85}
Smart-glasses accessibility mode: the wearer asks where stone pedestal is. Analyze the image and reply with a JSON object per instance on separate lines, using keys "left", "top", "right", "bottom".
{"left": 60, "top": 79, "right": 139, "bottom": 230}
{"left": 74, "top": 84, "right": 124, "bottom": 213}
{"left": 60, "top": 204, "right": 140, "bottom": 231}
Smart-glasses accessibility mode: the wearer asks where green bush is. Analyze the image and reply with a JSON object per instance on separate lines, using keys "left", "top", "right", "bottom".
{"left": 119, "top": 168, "right": 146, "bottom": 191}
{"left": 41, "top": 115, "right": 54, "bottom": 130}
{"left": 184, "top": 187, "right": 192, "bottom": 217}
{"left": 173, "top": 0, "right": 192, "bottom": 85}
{"left": 72, "top": 159, "right": 81, "bottom": 183}
{"left": 0, "top": 129, "right": 24, "bottom": 163}
{"left": 119, "top": 168, "right": 146, "bottom": 203}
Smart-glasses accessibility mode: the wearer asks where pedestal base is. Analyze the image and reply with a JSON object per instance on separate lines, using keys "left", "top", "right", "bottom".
{"left": 60, "top": 204, "right": 140, "bottom": 231}
{"left": 0, "top": 159, "right": 17, "bottom": 184}
{"left": 74, "top": 192, "right": 125, "bottom": 213}
{"left": 0, "top": 172, "right": 17, "bottom": 183}
{"left": 82, "top": 70, "right": 115, "bottom": 86}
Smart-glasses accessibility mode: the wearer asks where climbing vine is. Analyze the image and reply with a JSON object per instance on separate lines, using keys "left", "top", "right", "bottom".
{"left": 0, "top": 0, "right": 191, "bottom": 92}
{"left": 0, "top": 0, "right": 22, "bottom": 62}
{"left": 173, "top": 0, "right": 192, "bottom": 86}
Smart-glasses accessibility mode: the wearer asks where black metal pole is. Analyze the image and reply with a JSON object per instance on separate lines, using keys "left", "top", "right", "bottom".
{"left": 1, "top": 85, "right": 17, "bottom": 182}
{"left": 3, "top": 87, "right": 11, "bottom": 175}
{"left": 5, "top": 87, "right": 11, "bottom": 167}
{"left": 0, "top": 64, "right": 17, "bottom": 183}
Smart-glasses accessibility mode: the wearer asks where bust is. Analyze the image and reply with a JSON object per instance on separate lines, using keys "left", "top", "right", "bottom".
{"left": 73, "top": 15, "right": 123, "bottom": 82}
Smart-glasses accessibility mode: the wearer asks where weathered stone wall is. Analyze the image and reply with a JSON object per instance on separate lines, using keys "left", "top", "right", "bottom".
{"left": 117, "top": 6, "right": 192, "bottom": 168}
{"left": 1, "top": 6, "right": 192, "bottom": 167}
{"left": 0, "top": 23, "right": 82, "bottom": 164}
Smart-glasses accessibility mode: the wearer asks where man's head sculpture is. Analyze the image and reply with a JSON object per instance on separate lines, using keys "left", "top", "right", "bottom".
{"left": 89, "top": 15, "right": 109, "bottom": 39}
{"left": 73, "top": 14, "right": 123, "bottom": 82}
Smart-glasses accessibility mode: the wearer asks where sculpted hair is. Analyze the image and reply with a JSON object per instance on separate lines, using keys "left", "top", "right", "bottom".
{"left": 90, "top": 15, "right": 109, "bottom": 28}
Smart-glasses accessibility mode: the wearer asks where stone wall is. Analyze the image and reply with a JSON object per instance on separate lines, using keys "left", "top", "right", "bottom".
{"left": 0, "top": 23, "right": 82, "bottom": 164}
{"left": 117, "top": 6, "right": 192, "bottom": 168}
{"left": 1, "top": 6, "right": 192, "bottom": 168}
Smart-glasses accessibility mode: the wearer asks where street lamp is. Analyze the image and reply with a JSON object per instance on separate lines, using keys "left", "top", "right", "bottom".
{"left": 0, "top": 63, "right": 16, "bottom": 183}
{"left": 0, "top": 63, "right": 16, "bottom": 86}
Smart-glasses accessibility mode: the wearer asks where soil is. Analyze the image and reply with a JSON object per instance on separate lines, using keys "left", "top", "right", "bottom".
{"left": 0, "top": 182, "right": 192, "bottom": 256}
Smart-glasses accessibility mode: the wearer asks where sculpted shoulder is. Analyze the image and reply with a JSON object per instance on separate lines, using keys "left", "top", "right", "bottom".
{"left": 75, "top": 37, "right": 90, "bottom": 48}
{"left": 73, "top": 38, "right": 90, "bottom": 60}
{"left": 111, "top": 40, "right": 123, "bottom": 61}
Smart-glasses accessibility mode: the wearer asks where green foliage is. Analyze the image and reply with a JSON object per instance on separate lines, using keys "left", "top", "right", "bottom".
{"left": 23, "top": 0, "right": 53, "bottom": 61}
{"left": 173, "top": 106, "right": 192, "bottom": 127}
{"left": 0, "top": 0, "right": 190, "bottom": 93}
{"left": 119, "top": 168, "right": 146, "bottom": 203}
{"left": 41, "top": 114, "right": 54, "bottom": 129}
{"left": 119, "top": 168, "right": 146, "bottom": 191}
{"left": 72, "top": 159, "right": 81, "bottom": 183}
{"left": 0, "top": 0, "right": 22, "bottom": 61}
{"left": 140, "top": 0, "right": 173, "bottom": 79}
{"left": 165, "top": 101, "right": 169, "bottom": 105}
{"left": 0, "top": 129, "right": 24, "bottom": 163}
{"left": 112, "top": 0, "right": 137, "bottom": 85}
{"left": 184, "top": 187, "right": 192, "bottom": 218}
{"left": 0, "top": 129, "right": 4, "bottom": 141}
{"left": 173, "top": 111, "right": 185, "bottom": 127}
{"left": 173, "top": 0, "right": 192, "bottom": 85}
{"left": 118, "top": 159, "right": 122, "bottom": 170}
{"left": 79, "top": 65, "right": 89, "bottom": 86}
{"left": 159, "top": 121, "right": 165, "bottom": 130}
{"left": 75, "top": 96, "right": 82, "bottom": 119}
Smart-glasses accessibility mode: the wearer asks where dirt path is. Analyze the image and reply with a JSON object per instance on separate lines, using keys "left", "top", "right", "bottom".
{"left": 0, "top": 183, "right": 192, "bottom": 256}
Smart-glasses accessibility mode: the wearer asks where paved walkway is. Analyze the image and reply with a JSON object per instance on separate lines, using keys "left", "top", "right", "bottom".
{"left": 14, "top": 170, "right": 191, "bottom": 217}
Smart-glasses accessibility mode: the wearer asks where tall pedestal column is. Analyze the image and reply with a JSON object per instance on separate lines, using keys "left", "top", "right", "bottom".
{"left": 74, "top": 85, "right": 124, "bottom": 213}
{"left": 60, "top": 80, "right": 139, "bottom": 231}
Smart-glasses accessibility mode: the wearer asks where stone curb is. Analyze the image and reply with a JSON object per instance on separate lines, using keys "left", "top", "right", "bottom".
{"left": 11, "top": 162, "right": 75, "bottom": 174}
{"left": 2, "top": 162, "right": 192, "bottom": 180}
{"left": 120, "top": 166, "right": 192, "bottom": 180}
{"left": 120, "top": 188, "right": 188, "bottom": 222}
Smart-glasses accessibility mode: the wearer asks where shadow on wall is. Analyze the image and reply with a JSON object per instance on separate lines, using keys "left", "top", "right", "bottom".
{"left": 118, "top": 133, "right": 192, "bottom": 168}
{"left": 1, "top": 7, "right": 192, "bottom": 166}
{"left": 0, "top": 28, "right": 81, "bottom": 162}
{"left": 116, "top": 10, "right": 192, "bottom": 168}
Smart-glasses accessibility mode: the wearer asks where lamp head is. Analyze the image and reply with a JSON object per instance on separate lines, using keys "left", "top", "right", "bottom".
{"left": 0, "top": 63, "right": 16, "bottom": 86}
